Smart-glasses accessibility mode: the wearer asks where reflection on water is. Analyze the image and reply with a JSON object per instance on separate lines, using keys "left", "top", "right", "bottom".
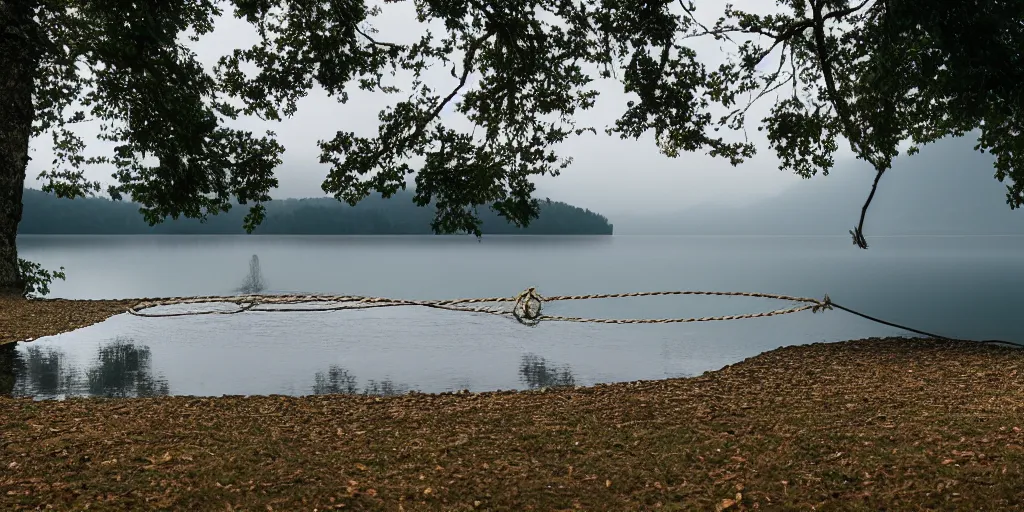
{"left": 7, "top": 235, "right": 1024, "bottom": 400}
{"left": 362, "top": 380, "right": 411, "bottom": 396}
{"left": 311, "top": 365, "right": 411, "bottom": 396}
{"left": 7, "top": 234, "right": 1024, "bottom": 400}
{"left": 312, "top": 366, "right": 358, "bottom": 395}
{"left": 236, "top": 254, "right": 266, "bottom": 294}
{"left": 5, "top": 345, "right": 79, "bottom": 399}
{"left": 0, "top": 300, "right": 932, "bottom": 400}
{"left": 308, "top": 354, "right": 580, "bottom": 395}
{"left": 86, "top": 338, "right": 169, "bottom": 398}
{"left": 0, "top": 343, "right": 24, "bottom": 396}
{"left": 519, "top": 354, "right": 576, "bottom": 389}
{"left": 1, "top": 333, "right": 587, "bottom": 400}
{"left": 1, "top": 338, "right": 169, "bottom": 399}
{"left": 23, "top": 346, "right": 79, "bottom": 398}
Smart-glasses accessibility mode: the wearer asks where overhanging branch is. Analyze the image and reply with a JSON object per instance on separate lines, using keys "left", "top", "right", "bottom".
{"left": 354, "top": 27, "right": 404, "bottom": 49}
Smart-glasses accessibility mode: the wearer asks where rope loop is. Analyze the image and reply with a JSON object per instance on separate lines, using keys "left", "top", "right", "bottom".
{"left": 811, "top": 294, "right": 833, "bottom": 313}
{"left": 512, "top": 287, "right": 544, "bottom": 325}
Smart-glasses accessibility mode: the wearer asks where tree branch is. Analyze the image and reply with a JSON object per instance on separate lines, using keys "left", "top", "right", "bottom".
{"left": 850, "top": 168, "right": 885, "bottom": 248}
{"left": 823, "top": 0, "right": 873, "bottom": 23}
{"left": 677, "top": 0, "right": 738, "bottom": 45}
{"left": 354, "top": 26, "right": 403, "bottom": 49}
{"left": 720, "top": 41, "right": 794, "bottom": 128}
{"left": 426, "top": 30, "right": 493, "bottom": 130}
{"left": 812, "top": 0, "right": 883, "bottom": 248}
{"left": 811, "top": 2, "right": 856, "bottom": 133}
{"left": 380, "top": 29, "right": 496, "bottom": 159}
{"left": 687, "top": 0, "right": 871, "bottom": 70}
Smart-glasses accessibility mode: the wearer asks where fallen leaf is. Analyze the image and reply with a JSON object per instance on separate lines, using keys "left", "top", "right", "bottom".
{"left": 145, "top": 452, "right": 173, "bottom": 466}
{"left": 718, "top": 498, "right": 736, "bottom": 510}
{"left": 354, "top": 463, "right": 368, "bottom": 472}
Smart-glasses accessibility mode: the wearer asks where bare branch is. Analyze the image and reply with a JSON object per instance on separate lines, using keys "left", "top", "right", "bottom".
{"left": 677, "top": 0, "right": 738, "bottom": 45}
{"left": 684, "top": 0, "right": 872, "bottom": 71}
{"left": 850, "top": 167, "right": 885, "bottom": 248}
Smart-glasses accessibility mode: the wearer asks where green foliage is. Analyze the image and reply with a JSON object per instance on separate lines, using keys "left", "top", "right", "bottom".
{"left": 586, "top": 0, "right": 1023, "bottom": 247}
{"left": 22, "top": 0, "right": 1023, "bottom": 249}
{"left": 28, "top": 0, "right": 604, "bottom": 237}
{"left": 31, "top": 0, "right": 318, "bottom": 232}
{"left": 16, "top": 258, "right": 65, "bottom": 298}
{"left": 305, "top": 0, "right": 606, "bottom": 236}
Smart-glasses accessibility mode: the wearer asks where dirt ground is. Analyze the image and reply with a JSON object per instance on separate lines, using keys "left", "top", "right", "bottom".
{"left": 1, "top": 297, "right": 135, "bottom": 345}
{"left": 2, "top": 298, "right": 1024, "bottom": 511}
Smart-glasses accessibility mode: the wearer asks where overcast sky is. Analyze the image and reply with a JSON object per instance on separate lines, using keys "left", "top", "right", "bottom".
{"left": 26, "top": 1, "right": 858, "bottom": 218}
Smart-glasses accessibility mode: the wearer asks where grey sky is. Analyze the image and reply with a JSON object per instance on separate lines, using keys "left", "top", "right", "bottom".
{"left": 26, "top": 1, "right": 854, "bottom": 218}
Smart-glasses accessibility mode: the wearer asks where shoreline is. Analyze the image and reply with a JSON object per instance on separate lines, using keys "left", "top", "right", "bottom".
{"left": 3, "top": 297, "right": 1024, "bottom": 510}
{"left": 1, "top": 297, "right": 136, "bottom": 345}
{"left": 2, "top": 336, "right": 1022, "bottom": 510}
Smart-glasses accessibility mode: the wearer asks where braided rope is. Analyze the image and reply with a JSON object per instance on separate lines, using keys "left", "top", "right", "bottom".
{"left": 127, "top": 288, "right": 835, "bottom": 325}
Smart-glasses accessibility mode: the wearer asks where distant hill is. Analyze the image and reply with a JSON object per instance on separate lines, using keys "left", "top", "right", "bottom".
{"left": 18, "top": 189, "right": 613, "bottom": 235}
{"left": 613, "top": 135, "right": 1024, "bottom": 236}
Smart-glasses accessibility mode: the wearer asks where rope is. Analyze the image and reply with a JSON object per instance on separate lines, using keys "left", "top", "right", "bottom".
{"left": 127, "top": 288, "right": 835, "bottom": 325}
{"left": 124, "top": 288, "right": 1024, "bottom": 348}
{"left": 827, "top": 303, "right": 1024, "bottom": 349}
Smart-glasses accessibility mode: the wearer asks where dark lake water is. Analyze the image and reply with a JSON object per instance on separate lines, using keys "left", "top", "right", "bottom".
{"left": 5, "top": 234, "right": 1024, "bottom": 400}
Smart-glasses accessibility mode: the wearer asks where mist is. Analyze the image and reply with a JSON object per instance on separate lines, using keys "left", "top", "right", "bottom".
{"left": 612, "top": 136, "right": 1024, "bottom": 236}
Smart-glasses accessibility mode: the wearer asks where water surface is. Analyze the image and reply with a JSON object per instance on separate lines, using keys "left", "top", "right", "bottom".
{"left": 6, "top": 234, "right": 1023, "bottom": 399}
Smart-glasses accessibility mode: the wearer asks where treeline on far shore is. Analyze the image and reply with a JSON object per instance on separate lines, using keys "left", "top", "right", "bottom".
{"left": 18, "top": 188, "right": 614, "bottom": 235}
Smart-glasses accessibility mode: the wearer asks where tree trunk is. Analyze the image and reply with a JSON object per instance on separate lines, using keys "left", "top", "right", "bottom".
{"left": 0, "top": 2, "right": 40, "bottom": 297}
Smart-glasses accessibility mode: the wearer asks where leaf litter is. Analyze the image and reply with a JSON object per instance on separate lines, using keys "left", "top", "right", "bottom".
{"left": 3, "top": 299, "right": 1024, "bottom": 510}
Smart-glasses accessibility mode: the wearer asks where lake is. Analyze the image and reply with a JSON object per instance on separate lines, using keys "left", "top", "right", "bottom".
{"left": 6, "top": 234, "right": 1024, "bottom": 400}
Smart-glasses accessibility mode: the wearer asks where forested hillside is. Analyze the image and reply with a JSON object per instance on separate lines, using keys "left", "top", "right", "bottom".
{"left": 18, "top": 189, "right": 613, "bottom": 235}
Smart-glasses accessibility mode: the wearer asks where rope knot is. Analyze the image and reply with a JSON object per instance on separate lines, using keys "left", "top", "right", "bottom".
{"left": 811, "top": 294, "right": 833, "bottom": 313}
{"left": 513, "top": 287, "right": 544, "bottom": 325}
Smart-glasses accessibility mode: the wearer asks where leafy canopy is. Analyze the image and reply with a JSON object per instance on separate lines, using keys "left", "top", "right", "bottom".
{"left": 32, "top": 0, "right": 386, "bottom": 232}
{"left": 33, "top": 0, "right": 1023, "bottom": 247}
{"left": 639, "top": 0, "right": 1024, "bottom": 248}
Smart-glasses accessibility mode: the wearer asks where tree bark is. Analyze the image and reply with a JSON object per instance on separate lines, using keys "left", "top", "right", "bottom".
{"left": 0, "top": 1, "right": 40, "bottom": 297}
